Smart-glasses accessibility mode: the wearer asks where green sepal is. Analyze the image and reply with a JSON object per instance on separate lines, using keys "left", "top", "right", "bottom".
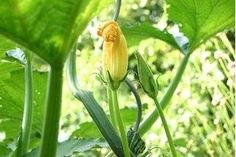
{"left": 106, "top": 70, "right": 120, "bottom": 90}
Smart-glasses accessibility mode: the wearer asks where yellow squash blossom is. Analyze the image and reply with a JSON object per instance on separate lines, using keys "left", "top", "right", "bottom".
{"left": 98, "top": 21, "right": 128, "bottom": 89}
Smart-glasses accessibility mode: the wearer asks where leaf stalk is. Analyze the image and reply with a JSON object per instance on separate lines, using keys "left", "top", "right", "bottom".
{"left": 40, "top": 66, "right": 63, "bottom": 157}
{"left": 153, "top": 97, "right": 177, "bottom": 157}
{"left": 17, "top": 53, "right": 33, "bottom": 156}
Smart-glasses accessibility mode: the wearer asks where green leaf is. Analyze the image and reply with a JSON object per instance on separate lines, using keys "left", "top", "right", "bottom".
{"left": 0, "top": 0, "right": 112, "bottom": 65}
{"left": 120, "top": 106, "right": 138, "bottom": 127}
{"left": 0, "top": 63, "right": 47, "bottom": 151}
{"left": 174, "top": 138, "right": 187, "bottom": 147}
{"left": 72, "top": 122, "right": 102, "bottom": 139}
{"left": 0, "top": 144, "right": 11, "bottom": 157}
{"left": 121, "top": 23, "right": 180, "bottom": 49}
{"left": 24, "top": 138, "right": 108, "bottom": 157}
{"left": 167, "top": 0, "right": 235, "bottom": 51}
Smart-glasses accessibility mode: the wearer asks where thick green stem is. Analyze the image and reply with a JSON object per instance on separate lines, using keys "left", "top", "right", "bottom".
{"left": 40, "top": 66, "right": 63, "bottom": 157}
{"left": 17, "top": 54, "right": 33, "bottom": 156}
{"left": 153, "top": 98, "right": 177, "bottom": 157}
{"left": 107, "top": 87, "right": 118, "bottom": 130}
{"left": 139, "top": 52, "right": 191, "bottom": 135}
{"left": 111, "top": 90, "right": 131, "bottom": 157}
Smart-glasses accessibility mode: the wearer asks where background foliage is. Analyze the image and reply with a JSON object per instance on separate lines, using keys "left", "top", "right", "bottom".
{"left": 0, "top": 0, "right": 234, "bottom": 156}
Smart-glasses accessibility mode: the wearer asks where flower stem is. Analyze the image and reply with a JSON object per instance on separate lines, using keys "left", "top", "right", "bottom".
{"left": 107, "top": 87, "right": 118, "bottom": 130}
{"left": 40, "top": 66, "right": 63, "bottom": 157}
{"left": 139, "top": 52, "right": 191, "bottom": 135}
{"left": 153, "top": 98, "right": 177, "bottom": 157}
{"left": 111, "top": 90, "right": 131, "bottom": 157}
{"left": 17, "top": 53, "right": 33, "bottom": 156}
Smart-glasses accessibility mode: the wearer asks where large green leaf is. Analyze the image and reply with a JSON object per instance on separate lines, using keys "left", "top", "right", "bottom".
{"left": 0, "top": 0, "right": 112, "bottom": 65}
{"left": 0, "top": 62, "right": 47, "bottom": 154}
{"left": 121, "top": 0, "right": 234, "bottom": 53}
{"left": 167, "top": 0, "right": 235, "bottom": 51}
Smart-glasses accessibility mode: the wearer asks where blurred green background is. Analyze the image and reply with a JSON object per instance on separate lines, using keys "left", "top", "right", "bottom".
{"left": 58, "top": 0, "right": 235, "bottom": 156}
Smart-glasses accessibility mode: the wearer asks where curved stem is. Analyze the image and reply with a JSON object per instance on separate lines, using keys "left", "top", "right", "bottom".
{"left": 113, "top": 0, "right": 121, "bottom": 21}
{"left": 125, "top": 78, "right": 142, "bottom": 131}
{"left": 139, "top": 52, "right": 191, "bottom": 135}
{"left": 17, "top": 53, "right": 33, "bottom": 156}
{"left": 112, "top": 90, "right": 131, "bottom": 157}
{"left": 107, "top": 87, "right": 118, "bottom": 130}
{"left": 153, "top": 98, "right": 177, "bottom": 157}
{"left": 40, "top": 66, "right": 63, "bottom": 157}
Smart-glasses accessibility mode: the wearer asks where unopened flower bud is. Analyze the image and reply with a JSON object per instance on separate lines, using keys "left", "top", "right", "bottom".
{"left": 135, "top": 51, "right": 158, "bottom": 98}
{"left": 98, "top": 21, "right": 128, "bottom": 90}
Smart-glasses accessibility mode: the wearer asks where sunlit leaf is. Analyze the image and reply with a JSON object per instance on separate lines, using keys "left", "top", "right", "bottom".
{"left": 0, "top": 0, "right": 112, "bottom": 65}
{"left": 121, "top": 23, "right": 180, "bottom": 49}
{"left": 167, "top": 0, "right": 235, "bottom": 51}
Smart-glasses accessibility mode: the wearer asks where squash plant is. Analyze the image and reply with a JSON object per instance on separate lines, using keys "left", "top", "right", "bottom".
{"left": 0, "top": 0, "right": 234, "bottom": 157}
